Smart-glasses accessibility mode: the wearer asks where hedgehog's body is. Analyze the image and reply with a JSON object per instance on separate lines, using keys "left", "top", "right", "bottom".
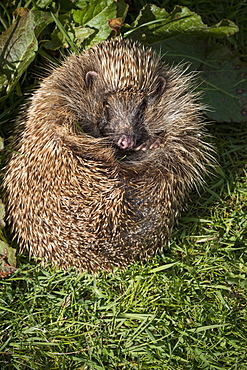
{"left": 3, "top": 38, "right": 211, "bottom": 271}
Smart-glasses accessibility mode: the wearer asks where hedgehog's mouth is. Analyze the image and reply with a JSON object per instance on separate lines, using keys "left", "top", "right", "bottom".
{"left": 114, "top": 133, "right": 162, "bottom": 151}
{"left": 114, "top": 134, "right": 162, "bottom": 160}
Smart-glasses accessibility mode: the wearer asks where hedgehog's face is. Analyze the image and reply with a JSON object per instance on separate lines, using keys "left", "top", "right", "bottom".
{"left": 83, "top": 71, "right": 166, "bottom": 155}
{"left": 98, "top": 93, "right": 148, "bottom": 150}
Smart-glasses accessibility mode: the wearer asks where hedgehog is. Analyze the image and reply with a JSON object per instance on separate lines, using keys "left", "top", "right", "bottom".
{"left": 3, "top": 38, "right": 213, "bottom": 271}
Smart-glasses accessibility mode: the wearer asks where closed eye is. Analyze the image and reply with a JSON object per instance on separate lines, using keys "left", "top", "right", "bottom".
{"left": 133, "top": 98, "right": 147, "bottom": 126}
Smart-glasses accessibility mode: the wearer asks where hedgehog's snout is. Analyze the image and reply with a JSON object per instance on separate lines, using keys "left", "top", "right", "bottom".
{"left": 117, "top": 134, "right": 136, "bottom": 150}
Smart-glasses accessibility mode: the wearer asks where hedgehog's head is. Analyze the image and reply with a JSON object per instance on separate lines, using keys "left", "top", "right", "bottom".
{"left": 83, "top": 68, "right": 166, "bottom": 153}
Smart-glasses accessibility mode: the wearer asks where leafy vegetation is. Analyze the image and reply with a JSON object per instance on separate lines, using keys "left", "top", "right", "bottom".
{"left": 0, "top": 0, "right": 246, "bottom": 369}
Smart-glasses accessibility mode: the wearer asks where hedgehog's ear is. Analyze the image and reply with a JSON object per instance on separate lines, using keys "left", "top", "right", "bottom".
{"left": 156, "top": 76, "right": 166, "bottom": 95}
{"left": 85, "top": 71, "right": 98, "bottom": 87}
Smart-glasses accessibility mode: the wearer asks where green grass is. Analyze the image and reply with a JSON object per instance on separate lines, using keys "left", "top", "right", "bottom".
{"left": 1, "top": 121, "right": 246, "bottom": 369}
{"left": 1, "top": 0, "right": 247, "bottom": 369}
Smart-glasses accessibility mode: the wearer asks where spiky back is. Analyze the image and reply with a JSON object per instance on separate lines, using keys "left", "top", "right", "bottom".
{"left": 87, "top": 38, "right": 162, "bottom": 92}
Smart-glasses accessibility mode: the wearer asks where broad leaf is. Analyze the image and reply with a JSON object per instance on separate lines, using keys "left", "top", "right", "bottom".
{"left": 125, "top": 5, "right": 244, "bottom": 123}
{"left": 126, "top": 4, "right": 239, "bottom": 42}
{"left": 0, "top": 10, "right": 53, "bottom": 94}
{"left": 72, "top": 0, "right": 117, "bottom": 46}
{"left": 201, "top": 47, "right": 247, "bottom": 122}
{"left": 0, "top": 240, "right": 17, "bottom": 278}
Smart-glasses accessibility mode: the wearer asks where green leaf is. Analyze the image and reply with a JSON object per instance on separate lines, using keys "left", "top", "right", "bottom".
{"left": 125, "top": 4, "right": 244, "bottom": 123}
{"left": 187, "top": 324, "right": 229, "bottom": 333}
{"left": 200, "top": 46, "right": 247, "bottom": 123}
{"left": 36, "top": 0, "right": 54, "bottom": 9}
{"left": 50, "top": 12, "right": 78, "bottom": 53}
{"left": 208, "top": 19, "right": 240, "bottom": 37}
{"left": 0, "top": 240, "right": 17, "bottom": 277}
{"left": 149, "top": 262, "right": 178, "bottom": 273}
{"left": 44, "top": 15, "right": 95, "bottom": 51}
{"left": 72, "top": 0, "right": 117, "bottom": 45}
{"left": 154, "top": 38, "right": 247, "bottom": 123}
{"left": 0, "top": 10, "right": 53, "bottom": 94}
{"left": 125, "top": 4, "right": 238, "bottom": 42}
{"left": 116, "top": 0, "right": 129, "bottom": 21}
